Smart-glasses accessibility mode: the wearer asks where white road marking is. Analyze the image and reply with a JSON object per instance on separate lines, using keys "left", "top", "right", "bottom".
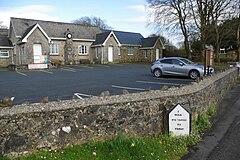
{"left": 136, "top": 80, "right": 181, "bottom": 86}
{"left": 61, "top": 67, "right": 76, "bottom": 72}
{"left": 74, "top": 93, "right": 92, "bottom": 97}
{"left": 64, "top": 67, "right": 76, "bottom": 70}
{"left": 153, "top": 77, "right": 193, "bottom": 82}
{"left": 74, "top": 94, "right": 83, "bottom": 100}
{"left": 112, "top": 85, "right": 145, "bottom": 91}
{"left": 80, "top": 66, "right": 94, "bottom": 69}
{"left": 16, "top": 71, "right": 27, "bottom": 77}
{"left": 74, "top": 93, "right": 92, "bottom": 99}
{"left": 39, "top": 70, "right": 53, "bottom": 74}
{"left": 111, "top": 64, "right": 124, "bottom": 66}
{"left": 94, "top": 64, "right": 110, "bottom": 68}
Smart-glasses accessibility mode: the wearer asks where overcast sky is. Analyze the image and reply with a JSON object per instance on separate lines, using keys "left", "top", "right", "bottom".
{"left": 0, "top": 0, "right": 157, "bottom": 37}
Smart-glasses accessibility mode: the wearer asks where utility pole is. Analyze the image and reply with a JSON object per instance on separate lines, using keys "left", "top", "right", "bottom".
{"left": 204, "top": 46, "right": 207, "bottom": 76}
{"left": 237, "top": 14, "right": 240, "bottom": 61}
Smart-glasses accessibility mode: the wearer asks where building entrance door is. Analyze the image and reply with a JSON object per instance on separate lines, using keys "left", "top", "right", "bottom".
{"left": 33, "top": 44, "right": 42, "bottom": 63}
{"left": 156, "top": 48, "right": 159, "bottom": 60}
{"left": 108, "top": 46, "right": 113, "bottom": 62}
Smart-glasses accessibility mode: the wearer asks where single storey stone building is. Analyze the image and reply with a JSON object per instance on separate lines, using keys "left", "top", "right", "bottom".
{"left": 92, "top": 30, "right": 164, "bottom": 64}
{"left": 0, "top": 17, "right": 164, "bottom": 68}
{"left": 0, "top": 29, "right": 13, "bottom": 67}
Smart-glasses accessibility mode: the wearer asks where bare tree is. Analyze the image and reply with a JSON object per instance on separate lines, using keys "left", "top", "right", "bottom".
{"left": 0, "top": 21, "right": 7, "bottom": 29}
{"left": 148, "top": 33, "right": 177, "bottom": 50}
{"left": 72, "top": 16, "right": 113, "bottom": 30}
{"left": 210, "top": 0, "right": 235, "bottom": 62}
{"left": 147, "top": 0, "right": 237, "bottom": 61}
{"left": 237, "top": 18, "right": 240, "bottom": 61}
{"left": 147, "top": 0, "right": 193, "bottom": 59}
{"left": 189, "top": 0, "right": 237, "bottom": 61}
{"left": 233, "top": 0, "right": 240, "bottom": 61}
{"left": 209, "top": 0, "right": 233, "bottom": 62}
{"left": 189, "top": 0, "right": 213, "bottom": 60}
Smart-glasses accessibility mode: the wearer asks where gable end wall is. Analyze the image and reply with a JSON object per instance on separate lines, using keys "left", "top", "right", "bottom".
{"left": 16, "top": 28, "right": 49, "bottom": 64}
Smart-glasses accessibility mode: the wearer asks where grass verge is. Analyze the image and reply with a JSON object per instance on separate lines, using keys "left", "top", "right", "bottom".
{"left": 1, "top": 103, "right": 217, "bottom": 160}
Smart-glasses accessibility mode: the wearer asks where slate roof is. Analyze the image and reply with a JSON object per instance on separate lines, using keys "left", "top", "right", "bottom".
{"left": 91, "top": 31, "right": 111, "bottom": 46}
{"left": 92, "top": 30, "right": 144, "bottom": 46}
{"left": 10, "top": 17, "right": 101, "bottom": 40}
{"left": 113, "top": 30, "right": 143, "bottom": 45}
{"left": 141, "top": 36, "right": 160, "bottom": 49}
{"left": 0, "top": 29, "right": 13, "bottom": 47}
{"left": 21, "top": 24, "right": 37, "bottom": 40}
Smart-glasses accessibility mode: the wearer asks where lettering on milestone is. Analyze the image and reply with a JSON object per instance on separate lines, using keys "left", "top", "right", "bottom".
{"left": 168, "top": 104, "right": 191, "bottom": 136}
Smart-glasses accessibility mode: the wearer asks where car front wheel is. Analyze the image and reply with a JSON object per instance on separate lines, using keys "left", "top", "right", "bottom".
{"left": 189, "top": 70, "right": 199, "bottom": 80}
{"left": 153, "top": 69, "right": 162, "bottom": 78}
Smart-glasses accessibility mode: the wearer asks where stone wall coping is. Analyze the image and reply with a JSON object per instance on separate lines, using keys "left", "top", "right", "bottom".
{"left": 0, "top": 68, "right": 237, "bottom": 117}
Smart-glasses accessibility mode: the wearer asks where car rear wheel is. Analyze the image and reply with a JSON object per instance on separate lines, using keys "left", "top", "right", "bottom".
{"left": 153, "top": 69, "right": 162, "bottom": 78}
{"left": 189, "top": 70, "right": 199, "bottom": 80}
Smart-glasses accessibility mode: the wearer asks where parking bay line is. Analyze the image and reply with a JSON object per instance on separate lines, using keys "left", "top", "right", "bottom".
{"left": 64, "top": 67, "right": 77, "bottom": 70}
{"left": 111, "top": 64, "right": 124, "bottom": 66}
{"left": 112, "top": 85, "right": 145, "bottom": 91}
{"left": 60, "top": 67, "right": 76, "bottom": 72}
{"left": 38, "top": 70, "right": 53, "bottom": 74}
{"left": 94, "top": 64, "right": 110, "bottom": 68}
{"left": 153, "top": 77, "right": 193, "bottom": 82}
{"left": 16, "top": 71, "right": 27, "bottom": 77}
{"left": 74, "top": 93, "right": 93, "bottom": 99}
{"left": 78, "top": 66, "right": 94, "bottom": 69}
{"left": 136, "top": 80, "right": 181, "bottom": 86}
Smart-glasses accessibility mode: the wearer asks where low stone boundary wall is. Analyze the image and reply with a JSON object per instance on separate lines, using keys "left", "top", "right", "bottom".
{"left": 0, "top": 68, "right": 238, "bottom": 156}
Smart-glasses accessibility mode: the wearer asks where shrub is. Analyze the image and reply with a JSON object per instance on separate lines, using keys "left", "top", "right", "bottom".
{"left": 207, "top": 103, "right": 217, "bottom": 117}
{"left": 51, "top": 59, "right": 62, "bottom": 67}
{"left": 192, "top": 103, "right": 217, "bottom": 134}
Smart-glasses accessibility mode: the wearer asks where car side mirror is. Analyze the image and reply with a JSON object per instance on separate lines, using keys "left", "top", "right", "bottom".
{"left": 179, "top": 62, "right": 184, "bottom": 66}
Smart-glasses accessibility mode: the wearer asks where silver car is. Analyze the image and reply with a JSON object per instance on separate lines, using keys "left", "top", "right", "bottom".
{"left": 151, "top": 57, "right": 213, "bottom": 80}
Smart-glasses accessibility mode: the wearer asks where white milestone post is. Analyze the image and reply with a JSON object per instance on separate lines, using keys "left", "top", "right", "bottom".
{"left": 169, "top": 104, "right": 191, "bottom": 136}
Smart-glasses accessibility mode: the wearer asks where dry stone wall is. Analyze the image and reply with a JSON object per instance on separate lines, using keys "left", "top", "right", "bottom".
{"left": 0, "top": 68, "right": 238, "bottom": 156}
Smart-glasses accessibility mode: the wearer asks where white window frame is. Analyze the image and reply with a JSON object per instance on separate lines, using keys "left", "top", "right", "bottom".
{"left": 0, "top": 50, "right": 9, "bottom": 58}
{"left": 78, "top": 45, "right": 88, "bottom": 55}
{"left": 49, "top": 43, "right": 59, "bottom": 55}
{"left": 127, "top": 48, "right": 134, "bottom": 56}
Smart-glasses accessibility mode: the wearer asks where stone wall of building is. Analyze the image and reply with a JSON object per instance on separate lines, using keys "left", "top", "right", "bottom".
{"left": 0, "top": 68, "right": 238, "bottom": 156}
{"left": 140, "top": 40, "right": 163, "bottom": 63}
{"left": 48, "top": 40, "right": 65, "bottom": 65}
{"left": 0, "top": 49, "right": 13, "bottom": 67}
{"left": 48, "top": 40, "right": 93, "bottom": 65}
{"left": 102, "top": 35, "right": 121, "bottom": 63}
{"left": 24, "top": 28, "right": 50, "bottom": 64}
{"left": 72, "top": 41, "right": 93, "bottom": 64}
{"left": 119, "top": 46, "right": 142, "bottom": 63}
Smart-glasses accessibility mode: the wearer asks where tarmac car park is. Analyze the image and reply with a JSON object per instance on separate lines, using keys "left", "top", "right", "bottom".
{"left": 0, "top": 63, "right": 194, "bottom": 105}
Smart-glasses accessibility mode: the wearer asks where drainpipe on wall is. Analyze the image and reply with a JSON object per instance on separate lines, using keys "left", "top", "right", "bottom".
{"left": 18, "top": 47, "right": 21, "bottom": 65}
{"left": 21, "top": 46, "right": 24, "bottom": 65}
{"left": 150, "top": 50, "right": 152, "bottom": 62}
{"left": 101, "top": 46, "right": 104, "bottom": 64}
{"left": 11, "top": 49, "right": 14, "bottom": 64}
